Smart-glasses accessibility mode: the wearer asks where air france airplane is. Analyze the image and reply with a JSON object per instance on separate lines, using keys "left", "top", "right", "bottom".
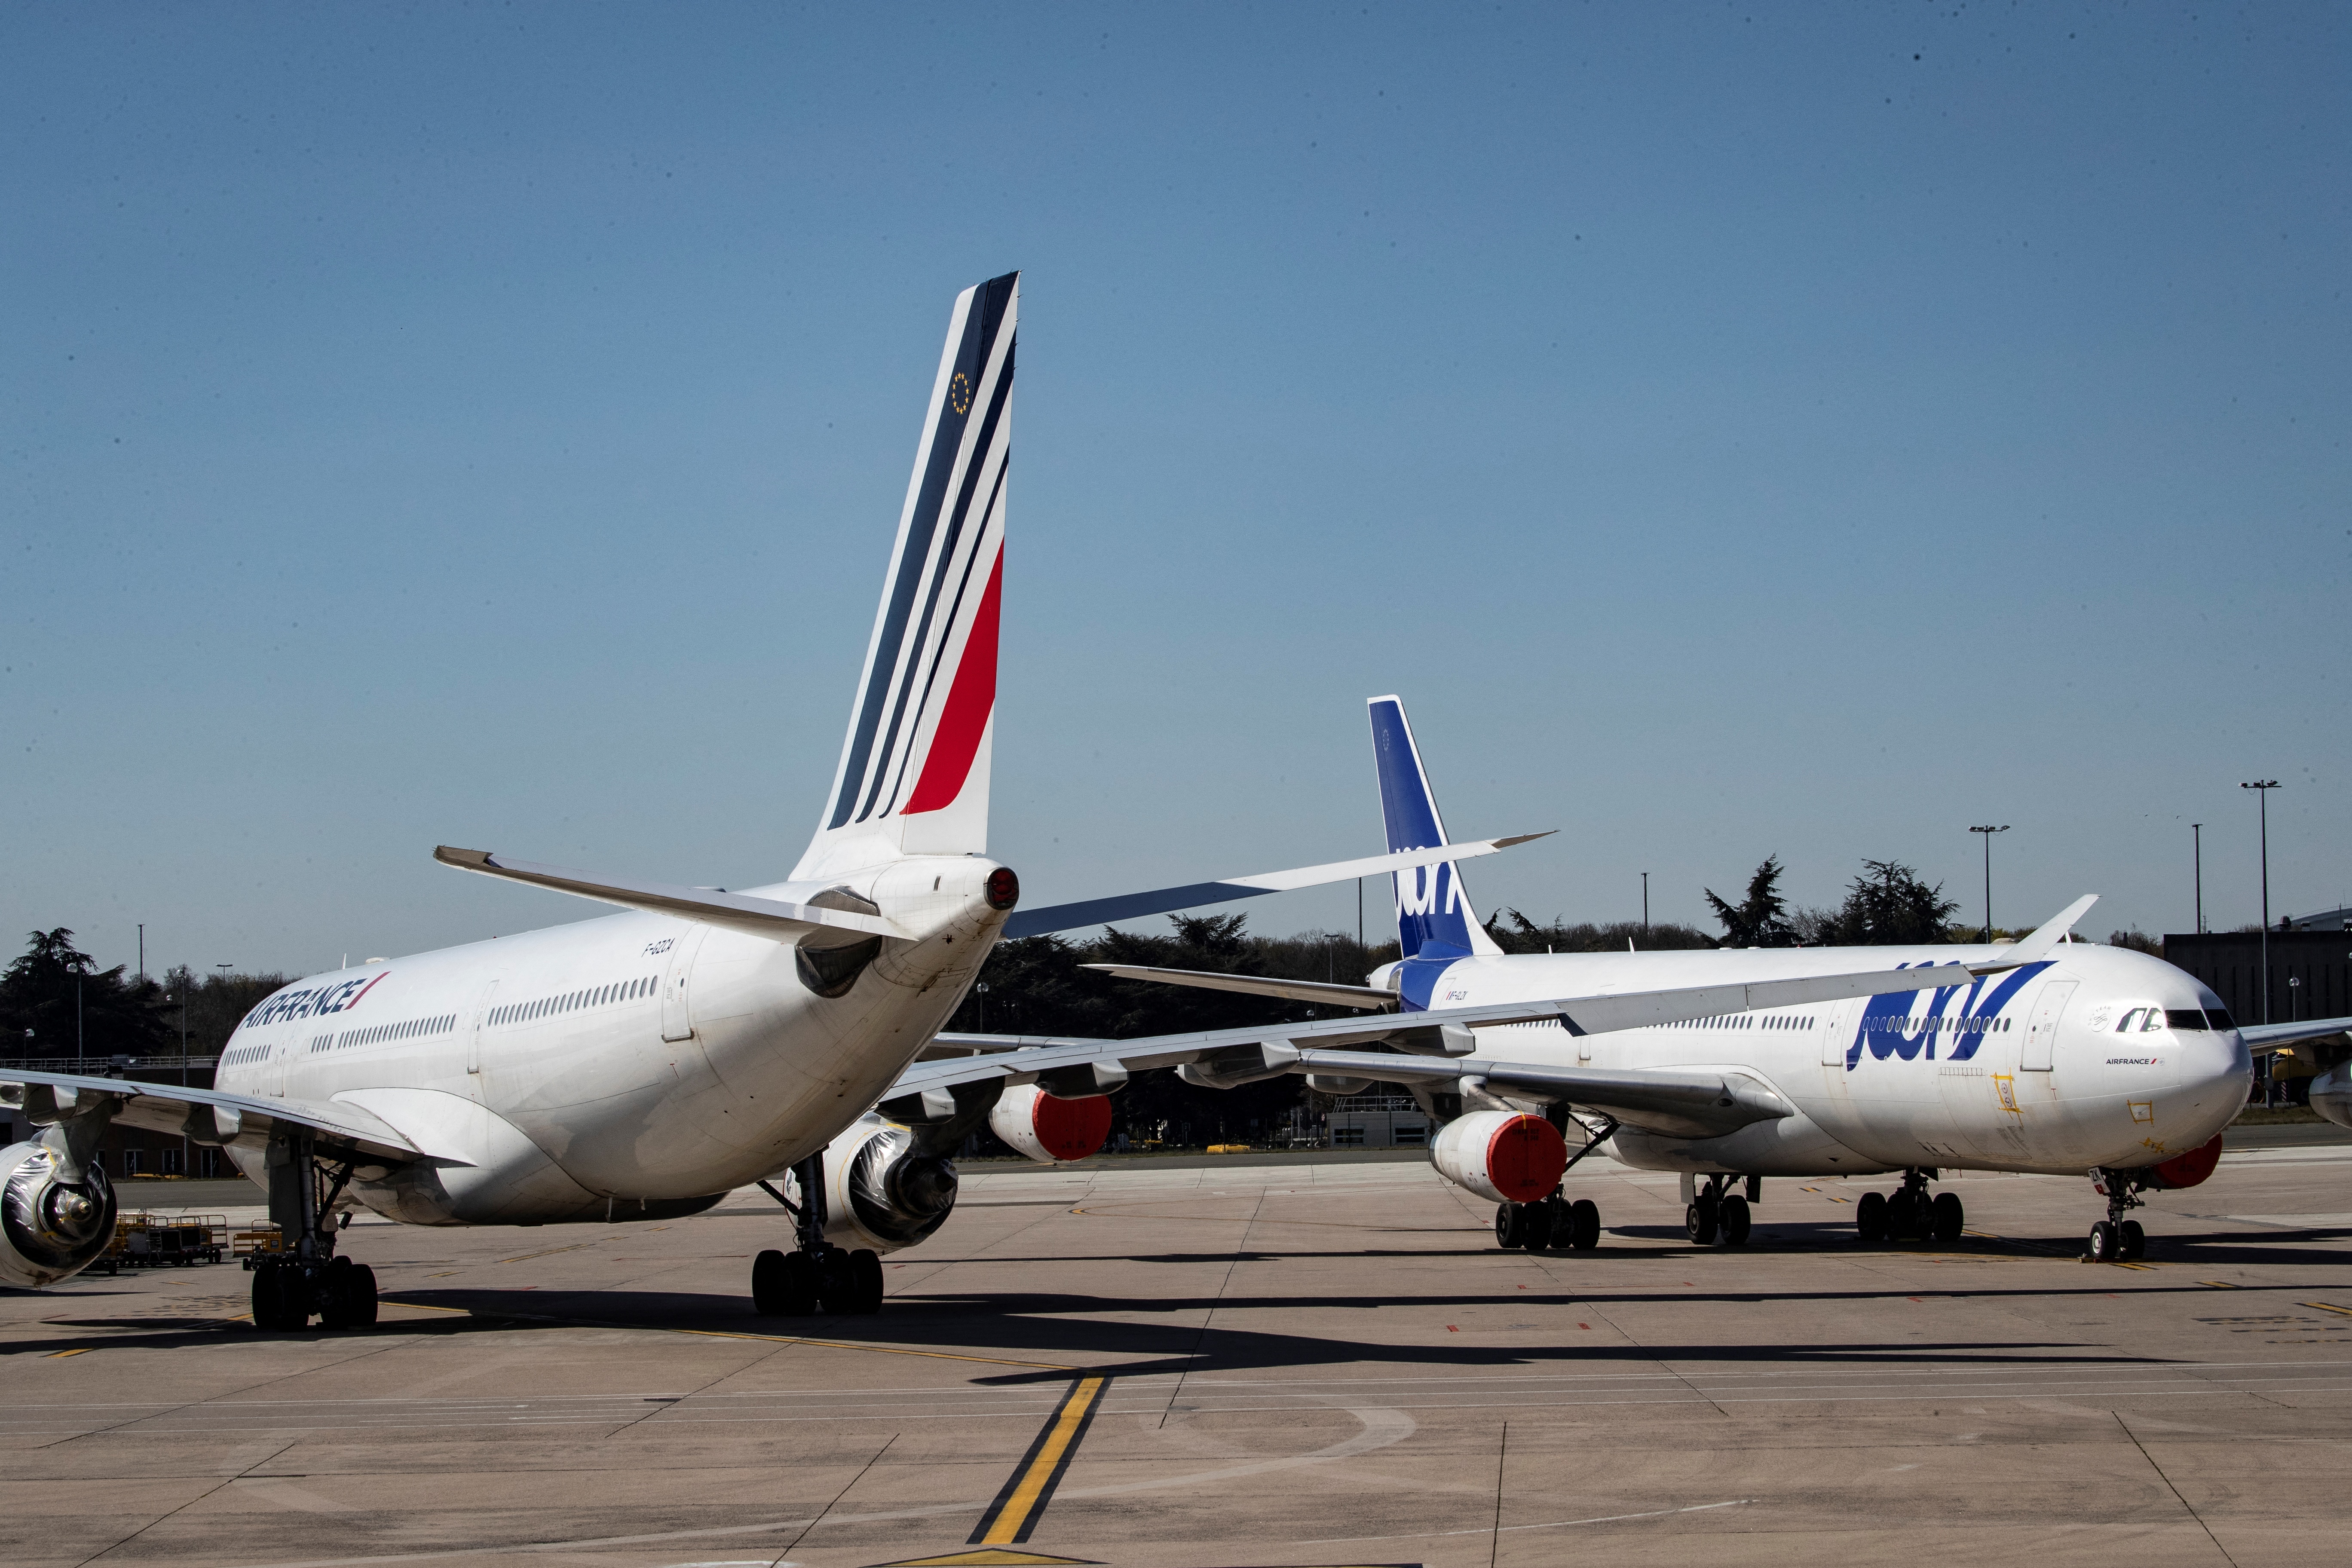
{"left": 3, "top": 276, "right": 1953, "bottom": 1328}
{"left": 1081, "top": 695, "right": 2338, "bottom": 1265}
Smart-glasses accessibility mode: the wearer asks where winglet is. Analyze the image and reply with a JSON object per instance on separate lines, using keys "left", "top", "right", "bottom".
{"left": 1971, "top": 894, "right": 2099, "bottom": 974}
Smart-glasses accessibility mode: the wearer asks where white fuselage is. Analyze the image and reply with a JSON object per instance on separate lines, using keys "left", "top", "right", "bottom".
{"left": 1403, "top": 942, "right": 2250, "bottom": 1178}
{"left": 216, "top": 856, "right": 1008, "bottom": 1225}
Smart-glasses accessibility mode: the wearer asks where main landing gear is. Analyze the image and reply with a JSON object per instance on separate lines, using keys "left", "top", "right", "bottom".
{"left": 2086, "top": 1168, "right": 2150, "bottom": 1262}
{"left": 1853, "top": 1169, "right": 1964, "bottom": 1245}
{"left": 247, "top": 1130, "right": 378, "bottom": 1332}
{"left": 752, "top": 1151, "right": 884, "bottom": 1316}
{"left": 1684, "top": 1175, "right": 1756, "bottom": 1247}
{"left": 1494, "top": 1191, "right": 1601, "bottom": 1251}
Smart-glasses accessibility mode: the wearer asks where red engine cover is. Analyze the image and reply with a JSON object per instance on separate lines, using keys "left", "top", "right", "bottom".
{"left": 2148, "top": 1133, "right": 2224, "bottom": 1191}
{"left": 1031, "top": 1091, "right": 1113, "bottom": 1163}
{"left": 1485, "top": 1114, "right": 1569, "bottom": 1203}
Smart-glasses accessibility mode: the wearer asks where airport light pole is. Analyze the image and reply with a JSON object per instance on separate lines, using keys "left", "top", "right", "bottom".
{"left": 1641, "top": 872, "right": 1649, "bottom": 934}
{"left": 2242, "top": 781, "right": 2279, "bottom": 1023}
{"left": 1970, "top": 825, "right": 2009, "bottom": 943}
{"left": 2192, "top": 824, "right": 2204, "bottom": 933}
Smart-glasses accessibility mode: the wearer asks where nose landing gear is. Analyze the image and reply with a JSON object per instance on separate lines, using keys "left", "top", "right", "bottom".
{"left": 751, "top": 1152, "right": 884, "bottom": 1316}
{"left": 2087, "top": 1170, "right": 2150, "bottom": 1261}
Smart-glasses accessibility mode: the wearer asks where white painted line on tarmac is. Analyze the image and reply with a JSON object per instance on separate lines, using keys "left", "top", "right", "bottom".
{"left": 1306, "top": 1497, "right": 1754, "bottom": 1543}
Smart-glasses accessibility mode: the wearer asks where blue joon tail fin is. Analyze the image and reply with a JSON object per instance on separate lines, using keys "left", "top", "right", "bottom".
{"left": 1367, "top": 695, "right": 1503, "bottom": 959}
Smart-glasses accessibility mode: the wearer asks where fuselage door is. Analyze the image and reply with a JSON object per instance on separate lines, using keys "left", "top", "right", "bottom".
{"left": 467, "top": 979, "right": 500, "bottom": 1075}
{"left": 1822, "top": 999, "right": 1858, "bottom": 1067}
{"left": 2022, "top": 979, "right": 2077, "bottom": 1072}
{"left": 660, "top": 925, "right": 710, "bottom": 1044}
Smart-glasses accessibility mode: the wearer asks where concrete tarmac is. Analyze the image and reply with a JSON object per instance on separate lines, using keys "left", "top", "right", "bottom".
{"left": 7, "top": 1146, "right": 2352, "bottom": 1568}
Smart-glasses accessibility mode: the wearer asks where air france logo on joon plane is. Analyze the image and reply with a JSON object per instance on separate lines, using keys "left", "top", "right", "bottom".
{"left": 1845, "top": 960, "right": 2052, "bottom": 1072}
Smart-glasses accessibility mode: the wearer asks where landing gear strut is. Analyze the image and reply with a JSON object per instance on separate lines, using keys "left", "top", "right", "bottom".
{"left": 247, "top": 1129, "right": 377, "bottom": 1332}
{"left": 2087, "top": 1169, "right": 2149, "bottom": 1262}
{"left": 1854, "top": 1169, "right": 1963, "bottom": 1245}
{"left": 1684, "top": 1174, "right": 1754, "bottom": 1247}
{"left": 752, "top": 1152, "right": 883, "bottom": 1316}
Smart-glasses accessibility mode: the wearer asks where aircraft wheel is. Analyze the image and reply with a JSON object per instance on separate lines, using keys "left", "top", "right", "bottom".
{"left": 849, "top": 1249, "right": 885, "bottom": 1314}
{"left": 320, "top": 1258, "right": 378, "bottom": 1329}
{"left": 752, "top": 1248, "right": 817, "bottom": 1316}
{"left": 2088, "top": 1220, "right": 2120, "bottom": 1261}
{"left": 1855, "top": 1190, "right": 1886, "bottom": 1243}
{"left": 1932, "top": 1192, "right": 1965, "bottom": 1243}
{"left": 1520, "top": 1199, "right": 1557, "bottom": 1251}
{"left": 815, "top": 1250, "right": 859, "bottom": 1314}
{"left": 1719, "top": 1195, "right": 1752, "bottom": 1246}
{"left": 1567, "top": 1198, "right": 1601, "bottom": 1250}
{"left": 251, "top": 1264, "right": 308, "bottom": 1331}
{"left": 1494, "top": 1203, "right": 1527, "bottom": 1250}
{"left": 2119, "top": 1219, "right": 2146, "bottom": 1261}
{"left": 1685, "top": 1197, "right": 1719, "bottom": 1246}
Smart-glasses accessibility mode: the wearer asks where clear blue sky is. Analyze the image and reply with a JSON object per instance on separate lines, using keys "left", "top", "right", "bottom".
{"left": 6, "top": 3, "right": 2346, "bottom": 981}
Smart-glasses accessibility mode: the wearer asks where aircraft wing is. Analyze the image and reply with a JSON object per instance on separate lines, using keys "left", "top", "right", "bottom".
{"left": 998, "top": 833, "right": 1552, "bottom": 939}
{"left": 0, "top": 1069, "right": 426, "bottom": 1167}
{"left": 882, "top": 959, "right": 1975, "bottom": 1117}
{"left": 1081, "top": 964, "right": 1398, "bottom": 1010}
{"left": 2240, "top": 1016, "right": 2352, "bottom": 1053}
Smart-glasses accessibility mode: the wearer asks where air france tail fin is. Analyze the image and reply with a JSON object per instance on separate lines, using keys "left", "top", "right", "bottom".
{"left": 1368, "top": 695, "right": 1504, "bottom": 959}
{"left": 795, "top": 272, "right": 1018, "bottom": 881}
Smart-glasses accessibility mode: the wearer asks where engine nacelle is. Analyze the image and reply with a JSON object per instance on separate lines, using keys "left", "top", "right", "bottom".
{"left": 0, "top": 1140, "right": 117, "bottom": 1289}
{"left": 1430, "top": 1112, "right": 1568, "bottom": 1204}
{"left": 807, "top": 1115, "right": 961, "bottom": 1254}
{"left": 2312, "top": 1063, "right": 2352, "bottom": 1131}
{"left": 2145, "top": 1133, "right": 2225, "bottom": 1191}
{"left": 989, "top": 1084, "right": 1113, "bottom": 1164}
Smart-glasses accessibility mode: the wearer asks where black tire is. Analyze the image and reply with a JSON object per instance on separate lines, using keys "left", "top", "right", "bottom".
{"left": 2119, "top": 1219, "right": 2146, "bottom": 1260}
{"left": 1719, "top": 1194, "right": 1752, "bottom": 1246}
{"left": 2089, "top": 1220, "right": 2119, "bottom": 1261}
{"left": 320, "top": 1259, "right": 378, "bottom": 1330}
{"left": 753, "top": 1247, "right": 818, "bottom": 1315}
{"left": 1494, "top": 1204, "right": 1526, "bottom": 1250}
{"left": 1856, "top": 1190, "right": 1886, "bottom": 1243}
{"left": 1520, "top": 1199, "right": 1556, "bottom": 1251}
{"left": 815, "top": 1250, "right": 858, "bottom": 1314}
{"left": 1932, "top": 1191, "right": 1965, "bottom": 1244}
{"left": 849, "top": 1249, "right": 885, "bottom": 1314}
{"left": 251, "top": 1265, "right": 306, "bottom": 1331}
{"left": 1568, "top": 1198, "right": 1600, "bottom": 1250}
{"left": 1686, "top": 1198, "right": 1719, "bottom": 1246}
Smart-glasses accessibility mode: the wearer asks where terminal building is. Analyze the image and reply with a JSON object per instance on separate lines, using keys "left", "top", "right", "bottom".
{"left": 2163, "top": 927, "right": 2352, "bottom": 1026}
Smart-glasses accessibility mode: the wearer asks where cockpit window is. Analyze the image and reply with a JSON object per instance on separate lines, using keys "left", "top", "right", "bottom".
{"left": 2141, "top": 1009, "right": 2167, "bottom": 1032}
{"left": 2115, "top": 1008, "right": 2145, "bottom": 1032}
{"left": 2206, "top": 1007, "right": 2236, "bottom": 1031}
{"left": 2164, "top": 1009, "right": 2209, "bottom": 1031}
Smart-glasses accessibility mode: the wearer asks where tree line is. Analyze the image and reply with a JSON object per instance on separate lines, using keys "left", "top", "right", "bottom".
{"left": 0, "top": 929, "right": 288, "bottom": 1060}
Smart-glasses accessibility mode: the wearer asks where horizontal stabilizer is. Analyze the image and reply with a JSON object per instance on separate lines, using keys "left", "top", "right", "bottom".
{"left": 1000, "top": 833, "right": 1550, "bottom": 940}
{"left": 433, "top": 848, "right": 908, "bottom": 945}
{"left": 1082, "top": 963, "right": 1398, "bottom": 1011}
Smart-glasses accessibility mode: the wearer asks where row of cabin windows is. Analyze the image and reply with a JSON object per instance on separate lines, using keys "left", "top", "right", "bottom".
{"left": 222, "top": 1043, "right": 270, "bottom": 1066}
{"left": 491, "top": 974, "right": 658, "bottom": 1029}
{"left": 2120, "top": 1008, "right": 2236, "bottom": 1033}
{"left": 309, "top": 1013, "right": 459, "bottom": 1053}
{"left": 1863, "top": 1014, "right": 2012, "bottom": 1033}
{"left": 1656, "top": 1014, "right": 1819, "bottom": 1030}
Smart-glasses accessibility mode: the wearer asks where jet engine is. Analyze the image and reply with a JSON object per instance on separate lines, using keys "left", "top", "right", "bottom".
{"left": 989, "top": 1084, "right": 1113, "bottom": 1164}
{"left": 1430, "top": 1111, "right": 1568, "bottom": 1204}
{"left": 812, "top": 1116, "right": 962, "bottom": 1254}
{"left": 0, "top": 1140, "right": 117, "bottom": 1290}
{"left": 2312, "top": 1063, "right": 2352, "bottom": 1131}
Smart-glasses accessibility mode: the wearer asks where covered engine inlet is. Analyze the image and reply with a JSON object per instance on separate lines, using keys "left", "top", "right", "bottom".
{"left": 0, "top": 1141, "right": 118, "bottom": 1289}
{"left": 811, "top": 1117, "right": 962, "bottom": 1253}
{"left": 1430, "top": 1111, "right": 1569, "bottom": 1204}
